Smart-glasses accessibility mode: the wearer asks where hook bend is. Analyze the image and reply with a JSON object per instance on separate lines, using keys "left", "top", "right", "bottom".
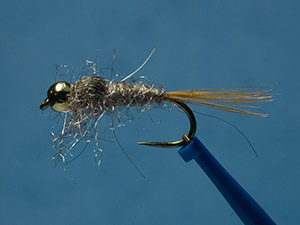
{"left": 138, "top": 99, "right": 196, "bottom": 148}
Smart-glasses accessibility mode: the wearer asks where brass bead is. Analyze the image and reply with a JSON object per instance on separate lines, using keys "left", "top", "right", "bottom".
{"left": 40, "top": 81, "right": 72, "bottom": 112}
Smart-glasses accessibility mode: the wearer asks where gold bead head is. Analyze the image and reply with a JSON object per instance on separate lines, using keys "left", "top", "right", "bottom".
{"left": 40, "top": 81, "right": 72, "bottom": 112}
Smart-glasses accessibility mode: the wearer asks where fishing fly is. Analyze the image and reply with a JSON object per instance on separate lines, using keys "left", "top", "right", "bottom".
{"left": 40, "top": 50, "right": 273, "bottom": 165}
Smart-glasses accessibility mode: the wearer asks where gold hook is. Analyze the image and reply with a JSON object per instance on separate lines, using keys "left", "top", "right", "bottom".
{"left": 138, "top": 100, "right": 196, "bottom": 148}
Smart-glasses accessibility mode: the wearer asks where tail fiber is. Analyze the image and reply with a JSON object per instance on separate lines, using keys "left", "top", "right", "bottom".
{"left": 164, "top": 88, "right": 273, "bottom": 118}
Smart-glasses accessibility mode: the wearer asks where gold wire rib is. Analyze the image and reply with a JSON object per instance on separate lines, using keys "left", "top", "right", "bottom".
{"left": 138, "top": 100, "right": 196, "bottom": 148}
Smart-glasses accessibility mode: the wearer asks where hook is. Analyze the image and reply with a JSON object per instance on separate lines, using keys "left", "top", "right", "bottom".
{"left": 138, "top": 100, "right": 197, "bottom": 148}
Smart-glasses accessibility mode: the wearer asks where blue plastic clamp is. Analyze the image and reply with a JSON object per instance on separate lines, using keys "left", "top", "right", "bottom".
{"left": 178, "top": 137, "right": 276, "bottom": 225}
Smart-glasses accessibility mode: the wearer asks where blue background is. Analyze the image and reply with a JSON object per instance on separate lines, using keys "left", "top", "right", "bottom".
{"left": 1, "top": 0, "right": 299, "bottom": 224}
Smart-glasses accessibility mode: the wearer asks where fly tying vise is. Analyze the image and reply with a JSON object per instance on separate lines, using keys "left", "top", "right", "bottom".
{"left": 40, "top": 74, "right": 273, "bottom": 148}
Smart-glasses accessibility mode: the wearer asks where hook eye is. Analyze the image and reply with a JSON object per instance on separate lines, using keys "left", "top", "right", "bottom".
{"left": 138, "top": 100, "right": 196, "bottom": 148}
{"left": 40, "top": 98, "right": 50, "bottom": 110}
